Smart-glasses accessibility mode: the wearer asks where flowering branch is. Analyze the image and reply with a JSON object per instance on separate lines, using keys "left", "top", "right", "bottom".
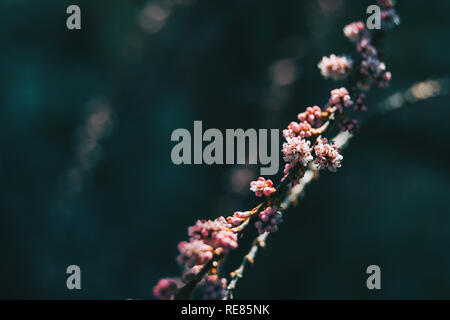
{"left": 153, "top": 0, "right": 400, "bottom": 300}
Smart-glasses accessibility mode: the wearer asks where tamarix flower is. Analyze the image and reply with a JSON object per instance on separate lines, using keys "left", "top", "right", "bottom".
{"left": 210, "top": 229, "right": 238, "bottom": 254}
{"left": 318, "top": 54, "right": 353, "bottom": 81}
{"left": 298, "top": 106, "right": 323, "bottom": 126}
{"left": 188, "top": 219, "right": 238, "bottom": 254}
{"left": 329, "top": 87, "right": 353, "bottom": 111}
{"left": 177, "top": 239, "right": 214, "bottom": 267}
{"left": 282, "top": 136, "right": 313, "bottom": 166}
{"left": 154, "top": 1, "right": 400, "bottom": 300}
{"left": 226, "top": 211, "right": 251, "bottom": 227}
{"left": 255, "top": 206, "right": 283, "bottom": 234}
{"left": 343, "top": 21, "right": 366, "bottom": 42}
{"left": 314, "top": 138, "right": 343, "bottom": 172}
{"left": 153, "top": 278, "right": 178, "bottom": 300}
{"left": 283, "top": 121, "right": 313, "bottom": 139}
{"left": 250, "top": 177, "right": 276, "bottom": 197}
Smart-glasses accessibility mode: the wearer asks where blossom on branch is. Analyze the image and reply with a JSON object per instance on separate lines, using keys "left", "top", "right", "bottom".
{"left": 153, "top": 278, "right": 178, "bottom": 300}
{"left": 343, "top": 21, "right": 367, "bottom": 42}
{"left": 314, "top": 138, "right": 343, "bottom": 172}
{"left": 255, "top": 206, "right": 283, "bottom": 234}
{"left": 250, "top": 177, "right": 276, "bottom": 197}
{"left": 282, "top": 136, "right": 313, "bottom": 167}
{"left": 329, "top": 87, "right": 353, "bottom": 111}
{"left": 177, "top": 240, "right": 214, "bottom": 267}
{"left": 318, "top": 54, "right": 353, "bottom": 81}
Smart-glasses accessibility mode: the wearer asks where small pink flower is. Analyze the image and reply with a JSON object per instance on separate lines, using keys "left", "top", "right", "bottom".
{"left": 318, "top": 54, "right": 353, "bottom": 81}
{"left": 177, "top": 239, "right": 214, "bottom": 267}
{"left": 226, "top": 211, "right": 251, "bottom": 227}
{"left": 255, "top": 207, "right": 282, "bottom": 234}
{"left": 188, "top": 219, "right": 238, "bottom": 254}
{"left": 298, "top": 106, "right": 323, "bottom": 126}
{"left": 153, "top": 278, "right": 178, "bottom": 300}
{"left": 357, "top": 38, "right": 377, "bottom": 58}
{"left": 189, "top": 219, "right": 230, "bottom": 239}
{"left": 282, "top": 136, "right": 313, "bottom": 166}
{"left": 343, "top": 21, "right": 366, "bottom": 42}
{"left": 211, "top": 229, "right": 238, "bottom": 254}
{"left": 314, "top": 138, "right": 343, "bottom": 172}
{"left": 329, "top": 87, "right": 353, "bottom": 111}
{"left": 250, "top": 177, "right": 275, "bottom": 197}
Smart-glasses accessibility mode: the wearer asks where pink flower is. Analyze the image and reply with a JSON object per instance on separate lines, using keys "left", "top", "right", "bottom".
{"left": 188, "top": 219, "right": 225, "bottom": 239}
{"left": 298, "top": 106, "right": 323, "bottom": 126}
{"left": 343, "top": 21, "right": 366, "bottom": 42}
{"left": 226, "top": 211, "right": 251, "bottom": 227}
{"left": 314, "top": 138, "right": 343, "bottom": 172}
{"left": 318, "top": 54, "right": 353, "bottom": 81}
{"left": 283, "top": 121, "right": 313, "bottom": 139}
{"left": 153, "top": 278, "right": 178, "bottom": 300}
{"left": 282, "top": 136, "right": 313, "bottom": 166}
{"left": 255, "top": 207, "right": 282, "bottom": 234}
{"left": 177, "top": 239, "right": 214, "bottom": 267}
{"left": 188, "top": 219, "right": 238, "bottom": 254}
{"left": 250, "top": 177, "right": 275, "bottom": 197}
{"left": 203, "top": 275, "right": 228, "bottom": 300}
{"left": 215, "top": 216, "right": 232, "bottom": 228}
{"left": 329, "top": 87, "right": 353, "bottom": 111}
{"left": 210, "top": 229, "right": 238, "bottom": 254}
{"left": 359, "top": 56, "right": 392, "bottom": 89}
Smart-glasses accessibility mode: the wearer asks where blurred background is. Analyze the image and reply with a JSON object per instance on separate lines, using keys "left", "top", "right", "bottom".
{"left": 0, "top": 0, "right": 449, "bottom": 299}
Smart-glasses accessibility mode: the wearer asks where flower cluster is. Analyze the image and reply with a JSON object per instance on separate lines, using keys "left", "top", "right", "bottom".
{"left": 282, "top": 136, "right": 313, "bottom": 167}
{"left": 343, "top": 21, "right": 367, "bottom": 42}
{"left": 329, "top": 87, "right": 353, "bottom": 111}
{"left": 353, "top": 36, "right": 392, "bottom": 90}
{"left": 203, "top": 275, "right": 228, "bottom": 300}
{"left": 283, "top": 121, "right": 313, "bottom": 139}
{"left": 153, "top": 278, "right": 179, "bottom": 300}
{"left": 189, "top": 219, "right": 238, "bottom": 254}
{"left": 318, "top": 54, "right": 353, "bottom": 81}
{"left": 255, "top": 206, "right": 282, "bottom": 234}
{"left": 226, "top": 211, "right": 252, "bottom": 227}
{"left": 314, "top": 138, "right": 343, "bottom": 172}
{"left": 177, "top": 240, "right": 214, "bottom": 268}
{"left": 298, "top": 106, "right": 323, "bottom": 126}
{"left": 250, "top": 177, "right": 275, "bottom": 197}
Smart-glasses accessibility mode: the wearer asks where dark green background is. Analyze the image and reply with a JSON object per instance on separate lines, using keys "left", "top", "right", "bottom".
{"left": 0, "top": 0, "right": 449, "bottom": 299}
